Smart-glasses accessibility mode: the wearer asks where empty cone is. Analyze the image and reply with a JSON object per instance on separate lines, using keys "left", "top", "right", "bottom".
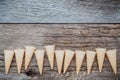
{"left": 4, "top": 50, "right": 14, "bottom": 74}
{"left": 64, "top": 49, "right": 75, "bottom": 73}
{"left": 35, "top": 50, "right": 45, "bottom": 75}
{"left": 55, "top": 50, "right": 65, "bottom": 74}
{"left": 45, "top": 45, "right": 55, "bottom": 69}
{"left": 95, "top": 48, "right": 106, "bottom": 72}
{"left": 106, "top": 49, "right": 117, "bottom": 74}
{"left": 25, "top": 46, "right": 36, "bottom": 70}
{"left": 75, "top": 50, "right": 85, "bottom": 75}
{"left": 14, "top": 49, "right": 24, "bottom": 74}
{"left": 86, "top": 51, "right": 96, "bottom": 75}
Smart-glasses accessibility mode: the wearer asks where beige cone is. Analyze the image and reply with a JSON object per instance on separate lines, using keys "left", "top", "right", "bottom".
{"left": 25, "top": 46, "right": 36, "bottom": 70}
{"left": 64, "top": 49, "right": 75, "bottom": 73}
{"left": 4, "top": 50, "right": 14, "bottom": 74}
{"left": 95, "top": 48, "right": 106, "bottom": 72}
{"left": 86, "top": 51, "right": 96, "bottom": 75}
{"left": 35, "top": 50, "right": 45, "bottom": 75}
{"left": 14, "top": 49, "right": 24, "bottom": 74}
{"left": 75, "top": 50, "right": 85, "bottom": 75}
{"left": 45, "top": 45, "right": 55, "bottom": 69}
{"left": 106, "top": 49, "right": 117, "bottom": 74}
{"left": 55, "top": 50, "right": 65, "bottom": 74}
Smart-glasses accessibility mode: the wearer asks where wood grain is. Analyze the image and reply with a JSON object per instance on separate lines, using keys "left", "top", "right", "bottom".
{"left": 0, "top": 24, "right": 120, "bottom": 80}
{"left": 0, "top": 0, "right": 120, "bottom": 23}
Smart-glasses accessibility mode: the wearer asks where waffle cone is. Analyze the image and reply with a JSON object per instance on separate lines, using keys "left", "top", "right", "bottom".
{"left": 25, "top": 46, "right": 36, "bottom": 70}
{"left": 4, "top": 50, "right": 14, "bottom": 74}
{"left": 64, "top": 50, "right": 75, "bottom": 73}
{"left": 45, "top": 45, "right": 55, "bottom": 69}
{"left": 75, "top": 50, "right": 85, "bottom": 75}
{"left": 14, "top": 49, "right": 24, "bottom": 74}
{"left": 55, "top": 50, "right": 65, "bottom": 74}
{"left": 106, "top": 49, "right": 117, "bottom": 74}
{"left": 95, "top": 48, "right": 106, "bottom": 72}
{"left": 35, "top": 50, "right": 45, "bottom": 75}
{"left": 86, "top": 51, "right": 96, "bottom": 75}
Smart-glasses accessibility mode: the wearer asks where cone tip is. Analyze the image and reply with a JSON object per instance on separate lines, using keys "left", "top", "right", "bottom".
{"left": 99, "top": 68, "right": 102, "bottom": 72}
{"left": 40, "top": 72, "right": 42, "bottom": 75}
{"left": 18, "top": 71, "right": 20, "bottom": 74}
{"left": 5, "top": 69, "right": 8, "bottom": 74}
{"left": 51, "top": 68, "right": 53, "bottom": 70}
{"left": 87, "top": 72, "right": 90, "bottom": 75}
{"left": 58, "top": 73, "right": 61, "bottom": 75}
{"left": 63, "top": 70, "right": 66, "bottom": 74}
{"left": 115, "top": 71, "right": 117, "bottom": 74}
{"left": 87, "top": 70, "right": 90, "bottom": 75}
{"left": 5, "top": 72, "right": 8, "bottom": 74}
{"left": 51, "top": 66, "right": 54, "bottom": 70}
{"left": 58, "top": 71, "right": 61, "bottom": 75}
{"left": 76, "top": 72, "right": 79, "bottom": 75}
{"left": 25, "top": 65, "right": 27, "bottom": 70}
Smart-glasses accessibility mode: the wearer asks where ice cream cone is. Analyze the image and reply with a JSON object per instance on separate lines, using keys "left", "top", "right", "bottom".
{"left": 45, "top": 45, "right": 55, "bottom": 69}
{"left": 4, "top": 50, "right": 14, "bottom": 74}
{"left": 75, "top": 50, "right": 85, "bottom": 75}
{"left": 55, "top": 50, "right": 65, "bottom": 74}
{"left": 25, "top": 46, "right": 36, "bottom": 70}
{"left": 95, "top": 48, "right": 106, "bottom": 72}
{"left": 35, "top": 50, "right": 45, "bottom": 75}
{"left": 86, "top": 51, "right": 96, "bottom": 75}
{"left": 64, "top": 49, "right": 75, "bottom": 73}
{"left": 14, "top": 49, "right": 24, "bottom": 74}
{"left": 106, "top": 49, "right": 117, "bottom": 74}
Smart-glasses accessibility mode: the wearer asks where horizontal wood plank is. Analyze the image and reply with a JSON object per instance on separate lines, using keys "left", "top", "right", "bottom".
{"left": 0, "top": 24, "right": 119, "bottom": 80}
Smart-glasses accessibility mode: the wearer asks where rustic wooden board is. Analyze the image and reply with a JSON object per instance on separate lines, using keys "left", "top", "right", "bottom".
{"left": 0, "top": 0, "right": 120, "bottom": 23}
{"left": 0, "top": 24, "right": 120, "bottom": 80}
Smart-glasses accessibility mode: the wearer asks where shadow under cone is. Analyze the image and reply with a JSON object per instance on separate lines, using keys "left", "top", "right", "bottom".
{"left": 95, "top": 48, "right": 106, "bottom": 72}
{"left": 45, "top": 45, "right": 55, "bottom": 69}
{"left": 64, "top": 49, "right": 75, "bottom": 73}
{"left": 35, "top": 50, "right": 45, "bottom": 75}
{"left": 4, "top": 50, "right": 14, "bottom": 74}
{"left": 55, "top": 50, "right": 65, "bottom": 74}
{"left": 25, "top": 46, "right": 36, "bottom": 70}
{"left": 86, "top": 51, "right": 96, "bottom": 75}
{"left": 106, "top": 49, "right": 117, "bottom": 74}
{"left": 75, "top": 50, "right": 85, "bottom": 75}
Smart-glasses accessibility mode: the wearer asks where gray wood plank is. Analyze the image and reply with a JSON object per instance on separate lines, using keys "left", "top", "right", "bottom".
{"left": 0, "top": 0, "right": 120, "bottom": 23}
{"left": 0, "top": 24, "right": 120, "bottom": 80}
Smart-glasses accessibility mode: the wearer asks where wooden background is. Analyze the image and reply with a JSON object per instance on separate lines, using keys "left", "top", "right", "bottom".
{"left": 0, "top": 24, "right": 119, "bottom": 80}
{"left": 0, "top": 0, "right": 120, "bottom": 23}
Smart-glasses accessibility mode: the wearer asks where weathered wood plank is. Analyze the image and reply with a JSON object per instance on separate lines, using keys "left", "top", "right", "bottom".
{"left": 0, "top": 24, "right": 120, "bottom": 36}
{"left": 0, "top": 0, "right": 120, "bottom": 23}
{"left": 0, "top": 24, "right": 119, "bottom": 80}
